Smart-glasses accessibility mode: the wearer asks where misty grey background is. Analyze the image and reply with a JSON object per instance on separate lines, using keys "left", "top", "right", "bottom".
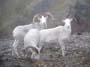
{"left": 0, "top": 0, "right": 71, "bottom": 38}
{"left": 1, "top": 0, "right": 90, "bottom": 39}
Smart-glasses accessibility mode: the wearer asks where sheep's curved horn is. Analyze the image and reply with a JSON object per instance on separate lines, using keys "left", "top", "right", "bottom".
{"left": 45, "top": 12, "right": 55, "bottom": 21}
{"left": 33, "top": 14, "right": 40, "bottom": 23}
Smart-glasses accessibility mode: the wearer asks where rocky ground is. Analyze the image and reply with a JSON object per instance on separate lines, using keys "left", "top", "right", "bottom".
{"left": 0, "top": 32, "right": 90, "bottom": 67}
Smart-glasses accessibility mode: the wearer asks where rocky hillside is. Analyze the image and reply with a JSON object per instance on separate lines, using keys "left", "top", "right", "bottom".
{"left": 0, "top": 0, "right": 90, "bottom": 67}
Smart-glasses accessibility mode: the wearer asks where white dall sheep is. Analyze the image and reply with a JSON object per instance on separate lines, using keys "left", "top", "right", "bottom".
{"left": 12, "top": 14, "right": 46, "bottom": 57}
{"left": 24, "top": 18, "right": 72, "bottom": 59}
{"left": 12, "top": 14, "right": 50, "bottom": 57}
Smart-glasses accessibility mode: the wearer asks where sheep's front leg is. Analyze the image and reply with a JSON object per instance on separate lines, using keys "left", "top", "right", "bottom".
{"left": 59, "top": 42, "right": 66, "bottom": 56}
{"left": 12, "top": 39, "right": 20, "bottom": 58}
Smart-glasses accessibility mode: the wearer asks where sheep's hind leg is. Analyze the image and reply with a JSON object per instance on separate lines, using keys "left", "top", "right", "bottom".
{"left": 12, "top": 40, "right": 20, "bottom": 58}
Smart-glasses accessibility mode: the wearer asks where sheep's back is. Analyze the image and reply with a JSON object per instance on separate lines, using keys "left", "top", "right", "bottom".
{"left": 40, "top": 26, "right": 63, "bottom": 43}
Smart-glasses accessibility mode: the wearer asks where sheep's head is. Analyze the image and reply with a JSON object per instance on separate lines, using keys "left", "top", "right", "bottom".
{"left": 33, "top": 12, "right": 55, "bottom": 23}
{"left": 62, "top": 18, "right": 72, "bottom": 30}
{"left": 62, "top": 18, "right": 72, "bottom": 24}
{"left": 38, "top": 15, "right": 48, "bottom": 24}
